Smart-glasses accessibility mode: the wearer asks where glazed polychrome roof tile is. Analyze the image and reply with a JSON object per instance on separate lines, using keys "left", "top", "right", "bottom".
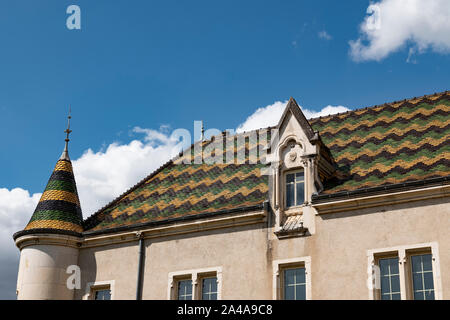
{"left": 24, "top": 159, "right": 84, "bottom": 233}
{"left": 84, "top": 91, "right": 450, "bottom": 232}
{"left": 309, "top": 91, "right": 450, "bottom": 194}
{"left": 83, "top": 130, "right": 271, "bottom": 232}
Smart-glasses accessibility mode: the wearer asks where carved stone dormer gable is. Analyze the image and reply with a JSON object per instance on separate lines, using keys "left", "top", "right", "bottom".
{"left": 267, "top": 98, "right": 335, "bottom": 238}
{"left": 276, "top": 97, "right": 316, "bottom": 140}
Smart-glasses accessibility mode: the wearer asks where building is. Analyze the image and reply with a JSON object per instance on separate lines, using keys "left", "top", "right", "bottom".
{"left": 13, "top": 91, "right": 450, "bottom": 300}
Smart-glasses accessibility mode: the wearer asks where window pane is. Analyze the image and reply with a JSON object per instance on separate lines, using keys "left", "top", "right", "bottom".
{"left": 380, "top": 277, "right": 390, "bottom": 295}
{"left": 286, "top": 183, "right": 295, "bottom": 207}
{"left": 412, "top": 273, "right": 423, "bottom": 290}
{"left": 94, "top": 289, "right": 111, "bottom": 300}
{"left": 202, "top": 277, "right": 218, "bottom": 300}
{"left": 294, "top": 268, "right": 306, "bottom": 284}
{"left": 414, "top": 291, "right": 424, "bottom": 300}
{"left": 284, "top": 269, "right": 295, "bottom": 286}
{"left": 379, "top": 258, "right": 400, "bottom": 300}
{"left": 422, "top": 254, "right": 433, "bottom": 271}
{"left": 411, "top": 255, "right": 422, "bottom": 272}
{"left": 390, "top": 259, "right": 399, "bottom": 274}
{"left": 296, "top": 182, "right": 304, "bottom": 206}
{"left": 178, "top": 280, "right": 192, "bottom": 300}
{"left": 391, "top": 275, "right": 400, "bottom": 293}
{"left": 295, "top": 172, "right": 304, "bottom": 182}
{"left": 379, "top": 260, "right": 389, "bottom": 275}
{"left": 391, "top": 293, "right": 401, "bottom": 300}
{"left": 423, "top": 272, "right": 434, "bottom": 290}
{"left": 381, "top": 293, "right": 391, "bottom": 300}
{"left": 283, "top": 267, "right": 306, "bottom": 300}
{"left": 284, "top": 282, "right": 295, "bottom": 300}
{"left": 425, "top": 291, "right": 435, "bottom": 300}
{"left": 296, "top": 284, "right": 306, "bottom": 300}
{"left": 411, "top": 254, "right": 435, "bottom": 300}
{"left": 286, "top": 173, "right": 295, "bottom": 183}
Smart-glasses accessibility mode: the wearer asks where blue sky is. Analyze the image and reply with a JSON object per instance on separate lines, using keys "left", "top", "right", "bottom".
{"left": 0, "top": 0, "right": 449, "bottom": 299}
{"left": 1, "top": 0, "right": 448, "bottom": 194}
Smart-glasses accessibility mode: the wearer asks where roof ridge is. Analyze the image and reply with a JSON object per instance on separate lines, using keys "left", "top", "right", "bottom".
{"left": 308, "top": 90, "right": 450, "bottom": 122}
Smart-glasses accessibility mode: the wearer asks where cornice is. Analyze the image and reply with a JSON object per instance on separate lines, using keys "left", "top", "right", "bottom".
{"left": 313, "top": 183, "right": 450, "bottom": 215}
{"left": 80, "top": 206, "right": 268, "bottom": 249}
{"left": 15, "top": 233, "right": 83, "bottom": 250}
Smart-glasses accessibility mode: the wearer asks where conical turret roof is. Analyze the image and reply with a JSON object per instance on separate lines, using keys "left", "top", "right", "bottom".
{"left": 15, "top": 111, "right": 84, "bottom": 238}
{"left": 23, "top": 157, "right": 83, "bottom": 233}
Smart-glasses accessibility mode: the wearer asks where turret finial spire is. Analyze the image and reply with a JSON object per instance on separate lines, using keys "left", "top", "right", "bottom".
{"left": 60, "top": 106, "right": 72, "bottom": 161}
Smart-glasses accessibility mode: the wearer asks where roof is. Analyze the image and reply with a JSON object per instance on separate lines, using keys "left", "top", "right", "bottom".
{"left": 83, "top": 131, "right": 270, "bottom": 232}
{"left": 84, "top": 90, "right": 450, "bottom": 233}
{"left": 22, "top": 158, "right": 84, "bottom": 234}
{"left": 310, "top": 91, "right": 450, "bottom": 194}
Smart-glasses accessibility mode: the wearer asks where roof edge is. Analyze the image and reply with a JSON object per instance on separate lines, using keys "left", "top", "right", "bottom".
{"left": 13, "top": 228, "right": 83, "bottom": 241}
{"left": 312, "top": 175, "right": 450, "bottom": 203}
{"left": 83, "top": 204, "right": 265, "bottom": 236}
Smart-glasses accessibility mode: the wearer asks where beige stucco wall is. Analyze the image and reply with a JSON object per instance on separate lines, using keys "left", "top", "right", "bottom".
{"left": 76, "top": 241, "right": 139, "bottom": 299}
{"left": 74, "top": 196, "right": 450, "bottom": 300}
{"left": 17, "top": 244, "right": 79, "bottom": 300}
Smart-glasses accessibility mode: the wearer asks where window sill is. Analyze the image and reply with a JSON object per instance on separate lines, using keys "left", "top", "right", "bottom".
{"left": 275, "top": 215, "right": 309, "bottom": 239}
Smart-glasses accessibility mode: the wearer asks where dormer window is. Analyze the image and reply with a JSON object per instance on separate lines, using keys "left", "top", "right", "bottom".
{"left": 285, "top": 170, "right": 305, "bottom": 208}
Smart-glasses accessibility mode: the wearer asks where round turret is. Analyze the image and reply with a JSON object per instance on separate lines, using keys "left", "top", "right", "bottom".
{"left": 13, "top": 113, "right": 83, "bottom": 300}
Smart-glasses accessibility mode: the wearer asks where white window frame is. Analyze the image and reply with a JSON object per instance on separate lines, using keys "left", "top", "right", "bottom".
{"left": 272, "top": 256, "right": 311, "bottom": 300}
{"left": 168, "top": 267, "right": 222, "bottom": 300}
{"left": 367, "top": 242, "right": 442, "bottom": 300}
{"left": 284, "top": 170, "right": 305, "bottom": 209}
{"left": 83, "top": 280, "right": 115, "bottom": 300}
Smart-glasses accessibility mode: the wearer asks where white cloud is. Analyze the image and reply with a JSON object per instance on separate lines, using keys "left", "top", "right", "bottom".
{"left": 236, "top": 101, "right": 349, "bottom": 133}
{"left": 318, "top": 30, "right": 332, "bottom": 40}
{"left": 73, "top": 126, "right": 182, "bottom": 217}
{"left": 349, "top": 0, "right": 450, "bottom": 62}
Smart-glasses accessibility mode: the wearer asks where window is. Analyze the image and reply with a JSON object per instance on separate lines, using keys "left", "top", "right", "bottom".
{"left": 168, "top": 267, "right": 222, "bottom": 300}
{"left": 367, "top": 243, "right": 442, "bottom": 300}
{"left": 411, "top": 254, "right": 435, "bottom": 300}
{"left": 201, "top": 277, "right": 218, "bottom": 300}
{"left": 177, "top": 279, "right": 193, "bottom": 300}
{"left": 283, "top": 267, "right": 306, "bottom": 300}
{"left": 83, "top": 280, "right": 115, "bottom": 300}
{"left": 379, "top": 257, "right": 401, "bottom": 300}
{"left": 94, "top": 288, "right": 111, "bottom": 300}
{"left": 285, "top": 171, "right": 304, "bottom": 208}
{"left": 273, "top": 257, "right": 311, "bottom": 300}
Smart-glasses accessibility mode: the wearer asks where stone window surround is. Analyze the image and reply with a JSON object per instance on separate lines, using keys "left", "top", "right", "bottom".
{"left": 272, "top": 256, "right": 311, "bottom": 300}
{"left": 83, "top": 280, "right": 115, "bottom": 300}
{"left": 367, "top": 242, "right": 442, "bottom": 300}
{"left": 168, "top": 266, "right": 223, "bottom": 300}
